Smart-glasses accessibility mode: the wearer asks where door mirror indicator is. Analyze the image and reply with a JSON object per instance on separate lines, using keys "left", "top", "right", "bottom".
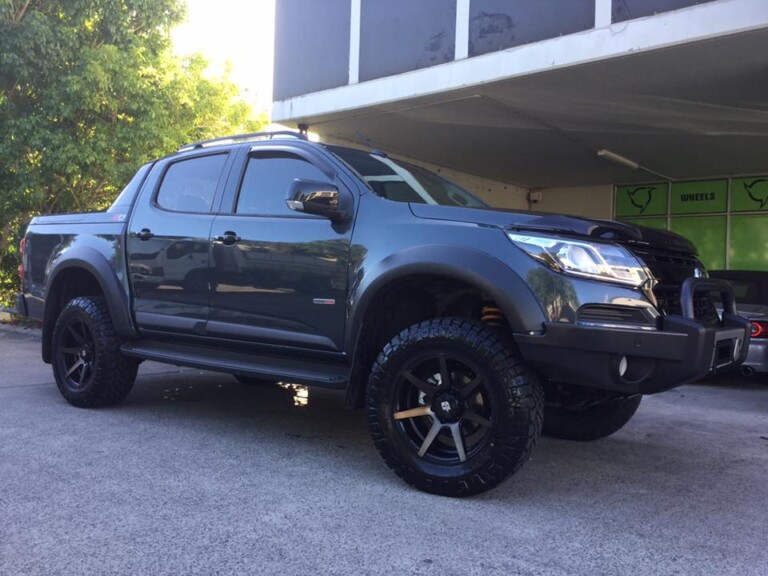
{"left": 286, "top": 179, "right": 352, "bottom": 222}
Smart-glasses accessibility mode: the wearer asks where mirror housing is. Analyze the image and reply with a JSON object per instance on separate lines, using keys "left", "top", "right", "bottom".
{"left": 286, "top": 179, "right": 353, "bottom": 222}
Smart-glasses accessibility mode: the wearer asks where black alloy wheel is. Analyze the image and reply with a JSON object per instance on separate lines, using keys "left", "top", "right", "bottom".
{"left": 56, "top": 316, "right": 96, "bottom": 391}
{"left": 391, "top": 351, "right": 494, "bottom": 465}
{"left": 367, "top": 318, "right": 543, "bottom": 497}
{"left": 52, "top": 296, "right": 137, "bottom": 407}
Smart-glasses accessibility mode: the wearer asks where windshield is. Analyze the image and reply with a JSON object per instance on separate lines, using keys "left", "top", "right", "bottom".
{"left": 326, "top": 146, "right": 488, "bottom": 208}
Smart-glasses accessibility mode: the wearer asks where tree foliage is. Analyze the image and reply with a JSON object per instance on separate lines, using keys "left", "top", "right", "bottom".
{"left": 0, "top": 0, "right": 266, "bottom": 306}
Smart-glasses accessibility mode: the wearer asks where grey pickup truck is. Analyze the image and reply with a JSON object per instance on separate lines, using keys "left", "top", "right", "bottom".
{"left": 16, "top": 131, "right": 749, "bottom": 496}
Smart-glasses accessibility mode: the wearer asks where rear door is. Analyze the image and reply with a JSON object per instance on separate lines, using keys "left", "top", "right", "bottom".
{"left": 127, "top": 150, "right": 233, "bottom": 334}
{"left": 208, "top": 145, "right": 354, "bottom": 351}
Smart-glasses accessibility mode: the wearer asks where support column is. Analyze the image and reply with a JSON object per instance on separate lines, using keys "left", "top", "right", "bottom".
{"left": 455, "top": 0, "right": 470, "bottom": 59}
{"left": 595, "top": 0, "right": 612, "bottom": 27}
{"left": 349, "top": 0, "right": 361, "bottom": 84}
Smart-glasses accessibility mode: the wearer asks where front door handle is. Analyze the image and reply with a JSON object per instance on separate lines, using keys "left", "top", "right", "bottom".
{"left": 134, "top": 228, "right": 154, "bottom": 241}
{"left": 214, "top": 231, "right": 241, "bottom": 246}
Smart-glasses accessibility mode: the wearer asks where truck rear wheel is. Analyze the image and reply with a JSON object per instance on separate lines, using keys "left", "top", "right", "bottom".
{"left": 367, "top": 318, "right": 543, "bottom": 497}
{"left": 51, "top": 296, "right": 138, "bottom": 408}
{"left": 543, "top": 383, "right": 641, "bottom": 441}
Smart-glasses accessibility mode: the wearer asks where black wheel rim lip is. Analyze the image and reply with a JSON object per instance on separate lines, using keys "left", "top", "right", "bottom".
{"left": 391, "top": 349, "right": 495, "bottom": 465}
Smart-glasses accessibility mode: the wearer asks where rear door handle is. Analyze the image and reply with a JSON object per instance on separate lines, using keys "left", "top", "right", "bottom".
{"left": 214, "top": 231, "right": 241, "bottom": 246}
{"left": 133, "top": 228, "right": 154, "bottom": 241}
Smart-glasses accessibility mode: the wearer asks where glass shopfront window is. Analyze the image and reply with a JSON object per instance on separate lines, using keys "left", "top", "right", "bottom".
{"left": 469, "top": 0, "right": 594, "bottom": 57}
{"left": 274, "top": 0, "right": 351, "bottom": 100}
{"left": 359, "top": 0, "right": 456, "bottom": 82}
{"left": 612, "top": 0, "right": 718, "bottom": 23}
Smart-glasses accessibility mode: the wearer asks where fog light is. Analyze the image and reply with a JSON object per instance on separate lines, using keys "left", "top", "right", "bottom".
{"left": 618, "top": 356, "right": 628, "bottom": 377}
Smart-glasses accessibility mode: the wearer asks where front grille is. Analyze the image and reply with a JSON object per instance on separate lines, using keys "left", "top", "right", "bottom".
{"left": 653, "top": 284, "right": 718, "bottom": 320}
{"left": 631, "top": 248, "right": 700, "bottom": 285}
{"left": 630, "top": 246, "right": 718, "bottom": 322}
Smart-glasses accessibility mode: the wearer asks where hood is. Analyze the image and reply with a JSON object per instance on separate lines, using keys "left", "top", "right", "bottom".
{"left": 409, "top": 203, "right": 697, "bottom": 255}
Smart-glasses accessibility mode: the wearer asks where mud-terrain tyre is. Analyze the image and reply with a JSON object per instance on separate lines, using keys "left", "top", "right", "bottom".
{"left": 51, "top": 296, "right": 138, "bottom": 408}
{"left": 367, "top": 318, "right": 544, "bottom": 497}
{"left": 543, "top": 383, "right": 642, "bottom": 441}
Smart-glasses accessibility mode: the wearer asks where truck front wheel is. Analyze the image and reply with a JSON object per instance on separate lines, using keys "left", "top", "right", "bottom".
{"left": 543, "top": 382, "right": 641, "bottom": 441}
{"left": 51, "top": 296, "right": 138, "bottom": 408}
{"left": 367, "top": 318, "right": 543, "bottom": 497}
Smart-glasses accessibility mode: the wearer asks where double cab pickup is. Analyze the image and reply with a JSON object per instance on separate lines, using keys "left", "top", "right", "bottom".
{"left": 17, "top": 131, "right": 749, "bottom": 496}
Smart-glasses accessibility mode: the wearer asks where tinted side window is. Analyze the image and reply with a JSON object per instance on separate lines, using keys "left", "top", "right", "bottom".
{"left": 236, "top": 153, "right": 329, "bottom": 216}
{"left": 156, "top": 154, "right": 227, "bottom": 213}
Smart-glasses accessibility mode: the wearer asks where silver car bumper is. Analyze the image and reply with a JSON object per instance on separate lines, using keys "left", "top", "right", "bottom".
{"left": 743, "top": 338, "right": 768, "bottom": 374}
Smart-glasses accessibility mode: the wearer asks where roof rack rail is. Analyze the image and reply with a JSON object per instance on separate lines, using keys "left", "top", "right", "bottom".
{"left": 178, "top": 130, "right": 308, "bottom": 152}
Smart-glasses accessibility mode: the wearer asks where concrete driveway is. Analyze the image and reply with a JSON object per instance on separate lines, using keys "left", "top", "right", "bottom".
{"left": 1, "top": 325, "right": 767, "bottom": 576}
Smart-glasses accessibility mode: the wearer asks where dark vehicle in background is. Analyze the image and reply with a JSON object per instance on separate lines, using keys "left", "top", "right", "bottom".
{"left": 16, "top": 131, "right": 750, "bottom": 496}
{"left": 710, "top": 270, "right": 768, "bottom": 378}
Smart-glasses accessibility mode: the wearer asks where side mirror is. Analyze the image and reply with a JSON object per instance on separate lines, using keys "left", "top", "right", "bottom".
{"left": 286, "top": 179, "right": 353, "bottom": 222}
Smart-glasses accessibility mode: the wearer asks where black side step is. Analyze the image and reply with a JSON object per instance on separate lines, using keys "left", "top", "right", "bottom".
{"left": 121, "top": 341, "right": 349, "bottom": 389}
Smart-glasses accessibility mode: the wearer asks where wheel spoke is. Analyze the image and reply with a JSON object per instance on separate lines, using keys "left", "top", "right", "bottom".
{"left": 460, "top": 375, "right": 484, "bottom": 400}
{"left": 79, "top": 362, "right": 90, "bottom": 384}
{"left": 464, "top": 411, "right": 492, "bottom": 428}
{"left": 417, "top": 419, "right": 443, "bottom": 458}
{"left": 449, "top": 423, "right": 467, "bottom": 462}
{"left": 402, "top": 370, "right": 434, "bottom": 397}
{"left": 393, "top": 406, "right": 432, "bottom": 420}
{"left": 59, "top": 347, "right": 81, "bottom": 355}
{"left": 438, "top": 356, "right": 451, "bottom": 388}
{"left": 65, "top": 359, "right": 84, "bottom": 379}
{"left": 66, "top": 324, "right": 86, "bottom": 345}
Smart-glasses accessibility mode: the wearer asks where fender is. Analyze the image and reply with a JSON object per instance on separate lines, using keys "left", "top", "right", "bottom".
{"left": 41, "top": 246, "right": 136, "bottom": 363}
{"left": 345, "top": 245, "right": 547, "bottom": 354}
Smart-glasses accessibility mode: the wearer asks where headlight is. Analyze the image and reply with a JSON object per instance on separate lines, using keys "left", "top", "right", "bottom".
{"left": 508, "top": 232, "right": 649, "bottom": 287}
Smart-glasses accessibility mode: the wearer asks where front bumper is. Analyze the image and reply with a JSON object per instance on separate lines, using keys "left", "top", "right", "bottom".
{"left": 514, "top": 278, "right": 751, "bottom": 394}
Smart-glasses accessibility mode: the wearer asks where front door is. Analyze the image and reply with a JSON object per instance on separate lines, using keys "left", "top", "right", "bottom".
{"left": 208, "top": 149, "right": 353, "bottom": 351}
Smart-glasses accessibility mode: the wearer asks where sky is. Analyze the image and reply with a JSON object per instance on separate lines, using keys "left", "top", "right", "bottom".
{"left": 172, "top": 0, "right": 276, "bottom": 113}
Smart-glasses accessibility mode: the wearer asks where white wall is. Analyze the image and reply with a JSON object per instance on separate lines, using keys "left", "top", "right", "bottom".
{"left": 532, "top": 185, "right": 613, "bottom": 219}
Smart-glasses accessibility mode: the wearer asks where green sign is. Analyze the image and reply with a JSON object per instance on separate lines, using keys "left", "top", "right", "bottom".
{"left": 669, "top": 216, "right": 726, "bottom": 270}
{"left": 615, "top": 184, "right": 667, "bottom": 217}
{"left": 670, "top": 180, "right": 727, "bottom": 214}
{"left": 732, "top": 177, "right": 768, "bottom": 212}
{"left": 730, "top": 214, "right": 768, "bottom": 270}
